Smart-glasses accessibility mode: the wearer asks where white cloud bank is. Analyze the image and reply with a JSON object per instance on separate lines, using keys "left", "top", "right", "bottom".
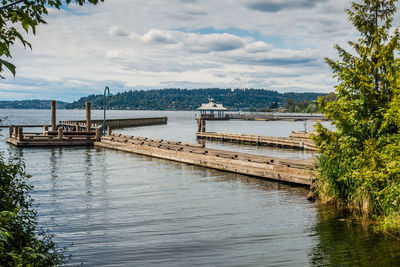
{"left": 1, "top": 0, "right": 373, "bottom": 101}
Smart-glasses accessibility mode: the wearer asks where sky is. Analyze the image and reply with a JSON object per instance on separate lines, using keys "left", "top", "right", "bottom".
{"left": 0, "top": 0, "right": 393, "bottom": 101}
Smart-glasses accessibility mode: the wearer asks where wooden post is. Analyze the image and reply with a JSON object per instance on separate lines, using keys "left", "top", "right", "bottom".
{"left": 197, "top": 119, "right": 202, "bottom": 133}
{"left": 95, "top": 127, "right": 102, "bottom": 140}
{"left": 51, "top": 100, "right": 56, "bottom": 131}
{"left": 58, "top": 127, "right": 63, "bottom": 140}
{"left": 13, "top": 126, "right": 18, "bottom": 139}
{"left": 43, "top": 125, "right": 48, "bottom": 135}
{"left": 9, "top": 126, "right": 13, "bottom": 138}
{"left": 86, "top": 101, "right": 91, "bottom": 132}
{"left": 201, "top": 119, "right": 206, "bottom": 132}
{"left": 107, "top": 126, "right": 112, "bottom": 135}
{"left": 17, "top": 127, "right": 23, "bottom": 141}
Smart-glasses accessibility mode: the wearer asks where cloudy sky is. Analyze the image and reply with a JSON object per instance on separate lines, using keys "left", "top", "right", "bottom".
{"left": 1, "top": 0, "right": 388, "bottom": 101}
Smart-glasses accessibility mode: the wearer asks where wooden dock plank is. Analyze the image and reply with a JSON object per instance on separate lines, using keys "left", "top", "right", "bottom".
{"left": 95, "top": 133, "right": 315, "bottom": 186}
{"left": 196, "top": 132, "right": 317, "bottom": 151}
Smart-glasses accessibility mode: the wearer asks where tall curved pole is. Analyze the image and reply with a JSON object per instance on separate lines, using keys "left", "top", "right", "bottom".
{"left": 103, "top": 86, "right": 110, "bottom": 135}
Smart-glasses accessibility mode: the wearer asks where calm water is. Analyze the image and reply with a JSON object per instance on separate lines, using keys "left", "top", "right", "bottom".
{"left": 1, "top": 109, "right": 400, "bottom": 266}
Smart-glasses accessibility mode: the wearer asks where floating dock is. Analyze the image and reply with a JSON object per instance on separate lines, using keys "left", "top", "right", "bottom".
{"left": 289, "top": 131, "right": 316, "bottom": 140}
{"left": 95, "top": 133, "right": 315, "bottom": 186}
{"left": 227, "top": 113, "right": 326, "bottom": 121}
{"left": 197, "top": 113, "right": 326, "bottom": 121}
{"left": 5, "top": 101, "right": 101, "bottom": 147}
{"left": 6, "top": 127, "right": 100, "bottom": 147}
{"left": 196, "top": 132, "right": 317, "bottom": 151}
{"left": 5, "top": 100, "right": 169, "bottom": 147}
{"left": 62, "top": 117, "right": 167, "bottom": 130}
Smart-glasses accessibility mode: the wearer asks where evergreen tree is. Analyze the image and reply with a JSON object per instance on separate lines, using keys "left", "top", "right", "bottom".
{"left": 314, "top": 0, "right": 400, "bottom": 233}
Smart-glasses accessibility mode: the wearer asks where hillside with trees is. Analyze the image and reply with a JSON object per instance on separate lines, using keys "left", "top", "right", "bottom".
{"left": 0, "top": 100, "right": 67, "bottom": 109}
{"left": 66, "top": 88, "right": 325, "bottom": 110}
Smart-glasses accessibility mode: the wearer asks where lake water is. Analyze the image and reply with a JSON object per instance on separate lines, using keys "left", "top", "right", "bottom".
{"left": 1, "top": 109, "right": 400, "bottom": 266}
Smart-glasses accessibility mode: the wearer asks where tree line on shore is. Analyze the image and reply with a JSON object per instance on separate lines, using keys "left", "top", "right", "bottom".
{"left": 0, "top": 89, "right": 325, "bottom": 111}
{"left": 65, "top": 88, "right": 325, "bottom": 111}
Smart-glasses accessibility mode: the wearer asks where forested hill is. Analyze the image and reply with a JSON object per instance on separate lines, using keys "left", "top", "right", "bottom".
{"left": 0, "top": 100, "right": 68, "bottom": 109}
{"left": 66, "top": 89, "right": 325, "bottom": 110}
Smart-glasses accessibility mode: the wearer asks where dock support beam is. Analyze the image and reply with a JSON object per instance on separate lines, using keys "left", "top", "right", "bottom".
{"left": 17, "top": 127, "right": 23, "bottom": 141}
{"left": 96, "top": 128, "right": 102, "bottom": 140}
{"left": 197, "top": 119, "right": 206, "bottom": 133}
{"left": 51, "top": 100, "right": 56, "bottom": 131}
{"left": 58, "top": 127, "right": 63, "bottom": 140}
{"left": 197, "top": 119, "right": 201, "bottom": 132}
{"left": 201, "top": 119, "right": 206, "bottom": 132}
{"left": 86, "top": 101, "right": 91, "bottom": 132}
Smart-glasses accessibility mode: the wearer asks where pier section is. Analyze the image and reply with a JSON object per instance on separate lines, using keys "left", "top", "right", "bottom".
{"left": 196, "top": 132, "right": 317, "bottom": 151}
{"left": 5, "top": 100, "right": 168, "bottom": 147}
{"left": 95, "top": 133, "right": 315, "bottom": 186}
{"left": 61, "top": 117, "right": 167, "bottom": 130}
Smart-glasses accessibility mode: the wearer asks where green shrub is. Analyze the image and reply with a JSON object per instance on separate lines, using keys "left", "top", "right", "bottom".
{"left": 0, "top": 157, "right": 66, "bottom": 266}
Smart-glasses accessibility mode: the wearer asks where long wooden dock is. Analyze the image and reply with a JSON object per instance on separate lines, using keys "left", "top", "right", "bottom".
{"left": 289, "top": 131, "right": 316, "bottom": 140}
{"left": 95, "top": 133, "right": 315, "bottom": 186}
{"left": 62, "top": 117, "right": 167, "bottom": 130}
{"left": 196, "top": 132, "right": 317, "bottom": 151}
{"left": 227, "top": 113, "right": 326, "bottom": 121}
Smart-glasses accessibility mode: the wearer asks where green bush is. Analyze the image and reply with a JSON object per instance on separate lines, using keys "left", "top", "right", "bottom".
{"left": 0, "top": 156, "right": 66, "bottom": 266}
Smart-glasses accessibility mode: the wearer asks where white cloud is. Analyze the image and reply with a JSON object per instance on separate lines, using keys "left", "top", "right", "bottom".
{"left": 1, "top": 0, "right": 366, "bottom": 100}
{"left": 142, "top": 29, "right": 178, "bottom": 43}
{"left": 108, "top": 26, "right": 129, "bottom": 37}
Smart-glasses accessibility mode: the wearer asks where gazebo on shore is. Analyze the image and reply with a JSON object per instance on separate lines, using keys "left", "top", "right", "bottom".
{"left": 197, "top": 98, "right": 228, "bottom": 120}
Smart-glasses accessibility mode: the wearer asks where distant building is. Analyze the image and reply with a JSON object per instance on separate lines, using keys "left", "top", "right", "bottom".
{"left": 197, "top": 98, "right": 228, "bottom": 120}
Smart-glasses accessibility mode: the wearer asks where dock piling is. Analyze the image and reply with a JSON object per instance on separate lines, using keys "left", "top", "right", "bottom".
{"left": 58, "top": 127, "right": 63, "bottom": 140}
{"left": 51, "top": 100, "right": 56, "bottom": 131}
{"left": 201, "top": 120, "right": 206, "bottom": 133}
{"left": 17, "top": 127, "right": 23, "bottom": 141}
{"left": 95, "top": 128, "right": 102, "bottom": 140}
{"left": 197, "top": 119, "right": 206, "bottom": 133}
{"left": 86, "top": 102, "right": 91, "bottom": 132}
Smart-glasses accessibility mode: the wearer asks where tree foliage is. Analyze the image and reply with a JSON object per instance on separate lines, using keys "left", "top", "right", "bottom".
{"left": 66, "top": 88, "right": 325, "bottom": 111}
{"left": 285, "top": 98, "right": 319, "bottom": 113}
{"left": 0, "top": 99, "right": 67, "bottom": 109}
{"left": 314, "top": 0, "right": 400, "bottom": 233}
{"left": 0, "top": 156, "right": 66, "bottom": 266}
{"left": 0, "top": 0, "right": 104, "bottom": 78}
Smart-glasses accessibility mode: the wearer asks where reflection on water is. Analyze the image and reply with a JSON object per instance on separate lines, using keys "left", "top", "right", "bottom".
{"left": 0, "top": 110, "right": 399, "bottom": 266}
{"left": 309, "top": 206, "right": 400, "bottom": 266}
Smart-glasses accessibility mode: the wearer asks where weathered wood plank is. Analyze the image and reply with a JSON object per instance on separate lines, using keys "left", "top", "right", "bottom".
{"left": 196, "top": 132, "right": 317, "bottom": 151}
{"left": 95, "top": 134, "right": 315, "bottom": 186}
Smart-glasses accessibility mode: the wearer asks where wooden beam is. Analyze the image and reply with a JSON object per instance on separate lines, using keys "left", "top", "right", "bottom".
{"left": 51, "top": 100, "right": 56, "bottom": 131}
